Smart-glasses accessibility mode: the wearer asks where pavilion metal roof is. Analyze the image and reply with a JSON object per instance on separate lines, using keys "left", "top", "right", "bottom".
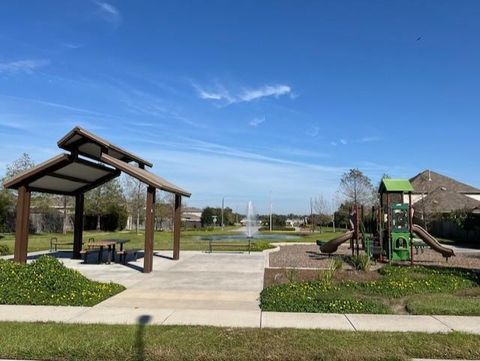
{"left": 3, "top": 153, "right": 120, "bottom": 195}
{"left": 57, "top": 126, "right": 153, "bottom": 168}
{"left": 4, "top": 127, "right": 190, "bottom": 198}
{"left": 101, "top": 154, "right": 191, "bottom": 197}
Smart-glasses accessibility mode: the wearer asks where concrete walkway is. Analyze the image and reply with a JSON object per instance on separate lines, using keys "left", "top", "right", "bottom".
{"left": 0, "top": 305, "right": 479, "bottom": 334}
{"left": 62, "top": 250, "right": 266, "bottom": 311}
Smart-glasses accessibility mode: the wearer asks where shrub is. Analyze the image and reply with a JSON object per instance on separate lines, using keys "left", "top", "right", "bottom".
{"left": 331, "top": 257, "right": 344, "bottom": 271}
{"left": 347, "top": 255, "right": 371, "bottom": 271}
{"left": 285, "top": 268, "right": 299, "bottom": 283}
{"left": 0, "top": 244, "right": 9, "bottom": 255}
{"left": 258, "top": 227, "right": 296, "bottom": 231}
{"left": 0, "top": 256, "right": 124, "bottom": 306}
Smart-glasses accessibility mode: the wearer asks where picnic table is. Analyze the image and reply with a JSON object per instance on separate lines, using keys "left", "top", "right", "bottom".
{"left": 84, "top": 239, "right": 130, "bottom": 264}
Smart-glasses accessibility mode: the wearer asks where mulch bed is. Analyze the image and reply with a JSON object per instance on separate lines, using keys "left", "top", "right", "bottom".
{"left": 268, "top": 243, "right": 480, "bottom": 272}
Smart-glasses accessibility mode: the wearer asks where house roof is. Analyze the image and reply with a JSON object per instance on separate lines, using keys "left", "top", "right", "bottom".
{"left": 413, "top": 187, "right": 480, "bottom": 213}
{"left": 3, "top": 153, "right": 120, "bottom": 195}
{"left": 410, "top": 170, "right": 480, "bottom": 194}
{"left": 58, "top": 126, "right": 153, "bottom": 168}
{"left": 379, "top": 178, "right": 414, "bottom": 193}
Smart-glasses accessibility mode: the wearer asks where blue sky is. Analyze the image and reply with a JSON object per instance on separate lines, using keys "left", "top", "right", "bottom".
{"left": 0, "top": 0, "right": 479, "bottom": 214}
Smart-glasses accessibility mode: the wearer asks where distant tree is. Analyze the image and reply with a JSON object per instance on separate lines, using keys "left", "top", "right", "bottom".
{"left": 335, "top": 201, "right": 355, "bottom": 230}
{"left": 1, "top": 154, "right": 36, "bottom": 232}
{"left": 201, "top": 207, "right": 216, "bottom": 227}
{"left": 3, "top": 153, "right": 35, "bottom": 181}
{"left": 0, "top": 190, "right": 12, "bottom": 232}
{"left": 123, "top": 175, "right": 146, "bottom": 233}
{"left": 85, "top": 179, "right": 127, "bottom": 231}
{"left": 313, "top": 194, "right": 332, "bottom": 232}
{"left": 155, "top": 192, "right": 174, "bottom": 231}
{"left": 339, "top": 169, "right": 374, "bottom": 205}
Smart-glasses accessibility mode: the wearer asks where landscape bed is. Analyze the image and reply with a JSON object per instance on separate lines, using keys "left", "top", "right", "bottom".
{"left": 0, "top": 322, "right": 480, "bottom": 361}
{"left": 0, "top": 256, "right": 124, "bottom": 306}
{"left": 261, "top": 264, "right": 480, "bottom": 315}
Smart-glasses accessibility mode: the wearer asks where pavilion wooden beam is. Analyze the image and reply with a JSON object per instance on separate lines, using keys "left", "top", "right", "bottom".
{"left": 14, "top": 186, "right": 31, "bottom": 263}
{"left": 173, "top": 194, "right": 181, "bottom": 260}
{"left": 73, "top": 193, "right": 84, "bottom": 259}
{"left": 144, "top": 186, "right": 156, "bottom": 273}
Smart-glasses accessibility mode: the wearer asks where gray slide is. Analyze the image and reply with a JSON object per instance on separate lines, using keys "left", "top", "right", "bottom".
{"left": 320, "top": 231, "right": 354, "bottom": 254}
{"left": 412, "top": 224, "right": 455, "bottom": 258}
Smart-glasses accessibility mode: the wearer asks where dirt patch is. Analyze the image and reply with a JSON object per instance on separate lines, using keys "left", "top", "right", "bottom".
{"left": 263, "top": 268, "right": 382, "bottom": 288}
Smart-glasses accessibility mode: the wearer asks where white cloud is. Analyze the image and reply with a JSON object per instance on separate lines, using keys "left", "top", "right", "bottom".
{"left": 94, "top": 1, "right": 121, "bottom": 26}
{"left": 249, "top": 116, "right": 265, "bottom": 127}
{"left": 0, "top": 59, "right": 49, "bottom": 74}
{"left": 239, "top": 85, "right": 291, "bottom": 102}
{"left": 340, "top": 139, "right": 347, "bottom": 145}
{"left": 194, "top": 83, "right": 292, "bottom": 104}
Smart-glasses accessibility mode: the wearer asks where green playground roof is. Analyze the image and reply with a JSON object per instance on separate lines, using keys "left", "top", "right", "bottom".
{"left": 379, "top": 178, "right": 414, "bottom": 193}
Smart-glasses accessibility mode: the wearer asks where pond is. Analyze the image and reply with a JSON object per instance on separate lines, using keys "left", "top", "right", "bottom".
{"left": 194, "top": 233, "right": 300, "bottom": 241}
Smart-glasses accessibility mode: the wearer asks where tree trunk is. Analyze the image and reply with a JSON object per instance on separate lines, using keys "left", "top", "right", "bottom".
{"left": 62, "top": 196, "right": 68, "bottom": 235}
{"left": 96, "top": 214, "right": 101, "bottom": 231}
{"left": 136, "top": 209, "right": 140, "bottom": 234}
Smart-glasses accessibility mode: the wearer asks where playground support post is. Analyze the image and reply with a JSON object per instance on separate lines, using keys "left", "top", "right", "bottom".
{"left": 409, "top": 191, "right": 413, "bottom": 265}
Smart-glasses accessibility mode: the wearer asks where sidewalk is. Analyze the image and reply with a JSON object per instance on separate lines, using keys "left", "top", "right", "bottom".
{"left": 0, "top": 305, "right": 479, "bottom": 334}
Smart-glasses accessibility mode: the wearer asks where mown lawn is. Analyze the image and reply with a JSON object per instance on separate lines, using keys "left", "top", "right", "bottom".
{"left": 261, "top": 265, "right": 480, "bottom": 315}
{"left": 0, "top": 322, "right": 479, "bottom": 361}
{"left": 0, "top": 228, "right": 345, "bottom": 255}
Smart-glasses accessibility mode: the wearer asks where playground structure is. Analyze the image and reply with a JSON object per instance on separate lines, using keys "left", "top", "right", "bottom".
{"left": 319, "top": 178, "right": 455, "bottom": 263}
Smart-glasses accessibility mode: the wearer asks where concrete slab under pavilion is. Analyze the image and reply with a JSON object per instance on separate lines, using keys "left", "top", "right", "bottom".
{"left": 3, "top": 126, "right": 191, "bottom": 273}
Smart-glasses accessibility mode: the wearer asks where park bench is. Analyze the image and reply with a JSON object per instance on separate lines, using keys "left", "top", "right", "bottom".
{"left": 50, "top": 237, "right": 74, "bottom": 252}
{"left": 207, "top": 239, "right": 255, "bottom": 254}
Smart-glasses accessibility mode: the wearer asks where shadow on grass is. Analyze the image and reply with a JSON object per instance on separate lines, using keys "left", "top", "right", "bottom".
{"left": 135, "top": 314, "right": 152, "bottom": 361}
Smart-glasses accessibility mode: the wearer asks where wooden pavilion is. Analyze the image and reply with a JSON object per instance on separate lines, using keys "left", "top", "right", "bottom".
{"left": 3, "top": 127, "right": 191, "bottom": 273}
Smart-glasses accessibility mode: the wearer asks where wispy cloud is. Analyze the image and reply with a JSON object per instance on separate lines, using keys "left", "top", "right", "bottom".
{"left": 194, "top": 82, "right": 292, "bottom": 105}
{"left": 249, "top": 116, "right": 265, "bottom": 127}
{"left": 239, "top": 85, "right": 291, "bottom": 102}
{"left": 340, "top": 139, "right": 347, "bottom": 145}
{"left": 94, "top": 1, "right": 122, "bottom": 27}
{"left": 61, "top": 42, "right": 83, "bottom": 49}
{"left": 0, "top": 59, "right": 49, "bottom": 74}
{"left": 306, "top": 126, "right": 320, "bottom": 137}
{"left": 358, "top": 136, "right": 381, "bottom": 143}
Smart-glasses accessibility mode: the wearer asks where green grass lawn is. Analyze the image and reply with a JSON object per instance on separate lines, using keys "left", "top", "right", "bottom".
{"left": 0, "top": 322, "right": 479, "bottom": 361}
{"left": 0, "top": 228, "right": 346, "bottom": 255}
{"left": 261, "top": 265, "right": 480, "bottom": 315}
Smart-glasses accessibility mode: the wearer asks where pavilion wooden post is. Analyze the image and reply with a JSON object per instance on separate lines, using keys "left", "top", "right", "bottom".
{"left": 144, "top": 186, "right": 156, "bottom": 273}
{"left": 173, "top": 194, "right": 182, "bottom": 260}
{"left": 73, "top": 193, "right": 84, "bottom": 259}
{"left": 14, "top": 186, "right": 31, "bottom": 263}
